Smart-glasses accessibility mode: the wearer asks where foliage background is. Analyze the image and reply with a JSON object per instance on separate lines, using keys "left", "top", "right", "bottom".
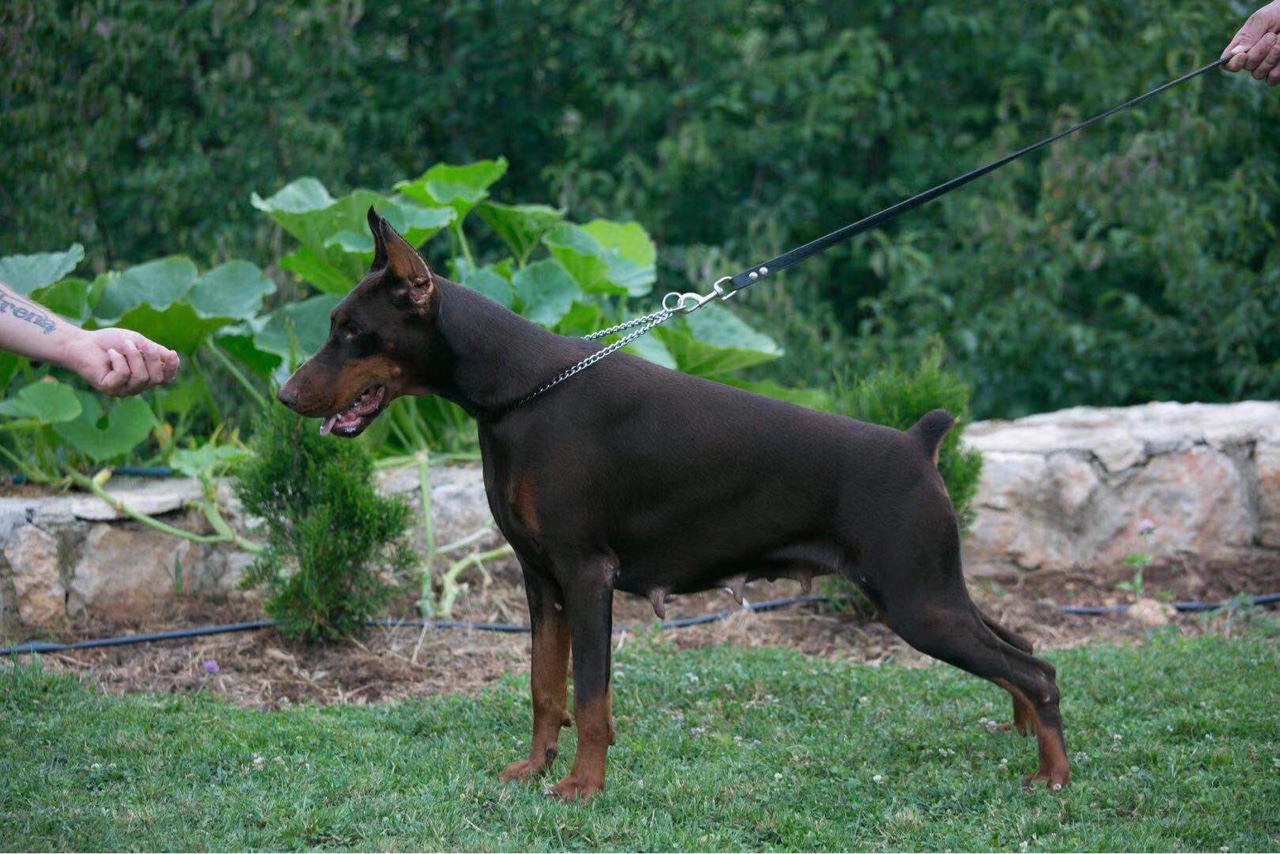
{"left": 3, "top": 0, "right": 1278, "bottom": 420}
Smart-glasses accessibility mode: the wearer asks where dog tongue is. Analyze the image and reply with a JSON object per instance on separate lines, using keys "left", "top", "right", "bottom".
{"left": 319, "top": 416, "right": 337, "bottom": 436}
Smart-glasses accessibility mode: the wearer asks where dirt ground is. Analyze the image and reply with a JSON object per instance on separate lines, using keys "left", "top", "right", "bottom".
{"left": 10, "top": 553, "right": 1279, "bottom": 709}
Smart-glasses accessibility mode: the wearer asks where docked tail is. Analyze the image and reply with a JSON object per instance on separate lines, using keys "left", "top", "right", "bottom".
{"left": 907, "top": 408, "right": 955, "bottom": 464}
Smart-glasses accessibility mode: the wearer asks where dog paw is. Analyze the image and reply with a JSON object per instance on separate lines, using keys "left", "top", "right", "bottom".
{"left": 548, "top": 774, "right": 603, "bottom": 801}
{"left": 1021, "top": 767, "right": 1070, "bottom": 793}
{"left": 499, "top": 759, "right": 546, "bottom": 783}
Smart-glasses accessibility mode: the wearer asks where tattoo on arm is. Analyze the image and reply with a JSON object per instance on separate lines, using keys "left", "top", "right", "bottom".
{"left": 0, "top": 287, "right": 57, "bottom": 334}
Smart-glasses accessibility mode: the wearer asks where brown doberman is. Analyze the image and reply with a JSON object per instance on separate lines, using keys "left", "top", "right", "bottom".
{"left": 277, "top": 209, "right": 1069, "bottom": 800}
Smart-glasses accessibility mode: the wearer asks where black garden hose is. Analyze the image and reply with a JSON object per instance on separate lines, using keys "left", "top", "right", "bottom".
{"left": 3, "top": 593, "right": 1277, "bottom": 658}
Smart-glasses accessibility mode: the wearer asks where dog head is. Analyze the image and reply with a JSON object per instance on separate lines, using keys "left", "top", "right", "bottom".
{"left": 276, "top": 208, "right": 440, "bottom": 437}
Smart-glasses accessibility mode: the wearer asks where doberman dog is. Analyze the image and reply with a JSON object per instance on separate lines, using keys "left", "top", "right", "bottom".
{"left": 277, "top": 209, "right": 1069, "bottom": 800}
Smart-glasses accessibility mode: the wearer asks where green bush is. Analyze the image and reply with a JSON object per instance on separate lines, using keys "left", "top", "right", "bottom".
{"left": 234, "top": 405, "right": 414, "bottom": 643}
{"left": 827, "top": 341, "right": 984, "bottom": 535}
{"left": 0, "top": 158, "right": 791, "bottom": 476}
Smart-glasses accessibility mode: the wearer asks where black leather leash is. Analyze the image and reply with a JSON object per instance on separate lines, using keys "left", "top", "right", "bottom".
{"left": 724, "top": 55, "right": 1230, "bottom": 293}
{"left": 498, "top": 55, "right": 1229, "bottom": 416}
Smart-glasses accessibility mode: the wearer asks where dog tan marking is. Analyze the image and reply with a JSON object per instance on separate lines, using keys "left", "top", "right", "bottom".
{"left": 550, "top": 694, "right": 610, "bottom": 801}
{"left": 499, "top": 609, "right": 571, "bottom": 783}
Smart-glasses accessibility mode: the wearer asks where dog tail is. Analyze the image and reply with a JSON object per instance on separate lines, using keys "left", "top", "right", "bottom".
{"left": 907, "top": 408, "right": 955, "bottom": 465}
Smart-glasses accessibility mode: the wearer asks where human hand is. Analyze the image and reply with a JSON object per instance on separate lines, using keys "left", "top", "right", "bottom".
{"left": 60, "top": 328, "right": 181, "bottom": 397}
{"left": 1222, "top": 0, "right": 1280, "bottom": 85}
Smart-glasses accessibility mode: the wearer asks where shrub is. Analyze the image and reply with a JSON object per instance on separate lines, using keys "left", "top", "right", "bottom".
{"left": 827, "top": 340, "right": 984, "bottom": 535}
{"left": 234, "top": 404, "right": 415, "bottom": 643}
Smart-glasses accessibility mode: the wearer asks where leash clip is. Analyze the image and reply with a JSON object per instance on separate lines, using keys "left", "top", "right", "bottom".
{"left": 662, "top": 277, "right": 737, "bottom": 315}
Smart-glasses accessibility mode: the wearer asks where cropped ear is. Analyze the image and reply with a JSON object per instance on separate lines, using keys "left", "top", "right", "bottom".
{"left": 367, "top": 207, "right": 388, "bottom": 269}
{"left": 376, "top": 215, "right": 435, "bottom": 311}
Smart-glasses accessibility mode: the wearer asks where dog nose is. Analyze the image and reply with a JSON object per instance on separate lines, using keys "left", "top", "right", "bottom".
{"left": 277, "top": 384, "right": 299, "bottom": 408}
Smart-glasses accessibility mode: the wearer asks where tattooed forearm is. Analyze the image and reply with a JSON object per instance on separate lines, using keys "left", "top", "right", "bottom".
{"left": 0, "top": 287, "right": 57, "bottom": 334}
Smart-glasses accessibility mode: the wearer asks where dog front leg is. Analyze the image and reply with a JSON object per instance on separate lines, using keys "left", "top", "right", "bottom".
{"left": 550, "top": 563, "right": 615, "bottom": 801}
{"left": 500, "top": 564, "right": 571, "bottom": 784}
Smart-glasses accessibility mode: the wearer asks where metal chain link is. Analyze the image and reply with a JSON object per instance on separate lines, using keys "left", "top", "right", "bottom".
{"left": 501, "top": 308, "right": 675, "bottom": 414}
{"left": 497, "top": 282, "right": 734, "bottom": 416}
{"left": 582, "top": 307, "right": 673, "bottom": 341}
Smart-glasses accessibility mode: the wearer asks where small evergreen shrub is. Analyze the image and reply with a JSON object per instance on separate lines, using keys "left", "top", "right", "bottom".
{"left": 828, "top": 339, "right": 984, "bottom": 535}
{"left": 235, "top": 405, "right": 415, "bottom": 643}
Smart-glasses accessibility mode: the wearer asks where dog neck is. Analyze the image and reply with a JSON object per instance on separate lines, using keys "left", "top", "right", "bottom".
{"left": 426, "top": 278, "right": 588, "bottom": 418}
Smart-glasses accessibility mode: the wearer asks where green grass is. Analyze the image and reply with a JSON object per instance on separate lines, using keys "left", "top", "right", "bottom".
{"left": 3, "top": 629, "right": 1279, "bottom": 851}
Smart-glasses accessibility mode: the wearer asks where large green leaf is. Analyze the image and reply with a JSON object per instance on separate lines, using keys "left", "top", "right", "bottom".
{"left": 542, "top": 224, "right": 619, "bottom": 295}
{"left": 657, "top": 308, "right": 781, "bottom": 377}
{"left": 476, "top": 202, "right": 564, "bottom": 265}
{"left": 279, "top": 247, "right": 354, "bottom": 295}
{"left": 581, "top": 221, "right": 656, "bottom": 267}
{"left": 0, "top": 245, "right": 85, "bottom": 295}
{"left": 553, "top": 302, "right": 608, "bottom": 337}
{"left": 384, "top": 201, "right": 456, "bottom": 248}
{"left": 92, "top": 258, "right": 272, "bottom": 352}
{"left": 112, "top": 304, "right": 232, "bottom": 353}
{"left": 252, "top": 295, "right": 342, "bottom": 363}
{"left": 624, "top": 333, "right": 677, "bottom": 369}
{"left": 186, "top": 261, "right": 276, "bottom": 320}
{"left": 253, "top": 182, "right": 380, "bottom": 285}
{"left": 0, "top": 353, "right": 21, "bottom": 390}
{"left": 396, "top": 159, "right": 509, "bottom": 221}
{"left": 0, "top": 378, "right": 83, "bottom": 423}
{"left": 542, "top": 222, "right": 654, "bottom": 296}
{"left": 53, "top": 393, "right": 156, "bottom": 461}
{"left": 94, "top": 257, "right": 198, "bottom": 323}
{"left": 458, "top": 266, "right": 514, "bottom": 309}
{"left": 254, "top": 179, "right": 453, "bottom": 292}
{"left": 214, "top": 321, "right": 281, "bottom": 376}
{"left": 512, "top": 260, "right": 579, "bottom": 327}
{"left": 30, "top": 276, "right": 97, "bottom": 324}
{"left": 170, "top": 444, "right": 251, "bottom": 480}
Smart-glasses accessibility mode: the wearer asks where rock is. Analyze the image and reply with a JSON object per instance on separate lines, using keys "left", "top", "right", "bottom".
{"left": 5, "top": 401, "right": 1280, "bottom": 628}
{"left": 67, "top": 525, "right": 193, "bottom": 620}
{"left": 3, "top": 524, "right": 65, "bottom": 624}
{"left": 71, "top": 479, "right": 203, "bottom": 521}
{"left": 964, "top": 401, "right": 1280, "bottom": 576}
{"left": 1256, "top": 440, "right": 1280, "bottom": 549}
{"left": 1095, "top": 445, "right": 1253, "bottom": 567}
{"left": 377, "top": 463, "right": 499, "bottom": 551}
{"left": 1128, "top": 598, "right": 1173, "bottom": 628}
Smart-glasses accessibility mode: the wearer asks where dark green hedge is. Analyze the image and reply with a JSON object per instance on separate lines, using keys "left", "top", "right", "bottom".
{"left": 3, "top": 0, "right": 1276, "bottom": 417}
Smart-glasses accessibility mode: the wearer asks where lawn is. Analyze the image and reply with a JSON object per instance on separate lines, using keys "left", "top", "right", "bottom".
{"left": 2, "top": 627, "right": 1278, "bottom": 851}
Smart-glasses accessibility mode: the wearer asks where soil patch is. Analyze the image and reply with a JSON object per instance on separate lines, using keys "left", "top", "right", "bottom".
{"left": 10, "top": 555, "right": 1279, "bottom": 709}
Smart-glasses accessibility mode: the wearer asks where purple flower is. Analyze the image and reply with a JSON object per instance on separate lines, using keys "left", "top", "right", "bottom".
{"left": 1137, "top": 519, "right": 1156, "bottom": 535}
{"left": 203, "top": 660, "right": 220, "bottom": 674}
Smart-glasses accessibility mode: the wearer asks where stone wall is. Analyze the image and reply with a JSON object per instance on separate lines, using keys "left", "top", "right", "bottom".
{"left": 0, "top": 465, "right": 499, "bottom": 633}
{"left": 961, "top": 401, "right": 1280, "bottom": 577}
{"left": 3, "top": 401, "right": 1277, "bottom": 631}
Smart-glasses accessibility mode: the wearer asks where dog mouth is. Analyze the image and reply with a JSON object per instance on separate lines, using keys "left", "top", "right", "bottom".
{"left": 319, "top": 385, "right": 387, "bottom": 437}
